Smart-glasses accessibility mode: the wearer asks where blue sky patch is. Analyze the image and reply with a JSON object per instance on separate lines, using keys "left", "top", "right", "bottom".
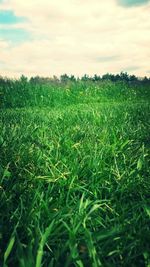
{"left": 0, "top": 28, "right": 31, "bottom": 44}
{"left": 0, "top": 10, "right": 27, "bottom": 24}
{"left": 118, "top": 0, "right": 149, "bottom": 7}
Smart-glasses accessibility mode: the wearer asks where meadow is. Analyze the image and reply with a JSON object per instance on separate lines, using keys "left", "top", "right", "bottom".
{"left": 0, "top": 79, "right": 150, "bottom": 266}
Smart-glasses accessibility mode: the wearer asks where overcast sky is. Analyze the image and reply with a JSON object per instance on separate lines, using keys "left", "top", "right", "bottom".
{"left": 0, "top": 0, "right": 150, "bottom": 78}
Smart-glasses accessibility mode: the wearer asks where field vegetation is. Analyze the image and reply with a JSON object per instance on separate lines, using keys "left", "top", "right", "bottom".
{"left": 0, "top": 74, "right": 150, "bottom": 266}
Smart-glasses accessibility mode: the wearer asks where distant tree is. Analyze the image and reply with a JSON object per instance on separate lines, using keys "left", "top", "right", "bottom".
{"left": 81, "top": 74, "right": 89, "bottom": 81}
{"left": 102, "top": 73, "right": 111, "bottom": 80}
{"left": 129, "top": 74, "right": 137, "bottom": 82}
{"left": 93, "top": 74, "right": 101, "bottom": 81}
{"left": 30, "top": 76, "right": 44, "bottom": 85}
{"left": 60, "top": 74, "right": 70, "bottom": 83}
{"left": 143, "top": 76, "right": 149, "bottom": 82}
{"left": 18, "top": 75, "right": 28, "bottom": 91}
{"left": 70, "top": 75, "right": 76, "bottom": 82}
{"left": 52, "top": 75, "right": 59, "bottom": 83}
{"left": 0, "top": 76, "right": 5, "bottom": 86}
{"left": 115, "top": 74, "right": 121, "bottom": 81}
{"left": 20, "top": 75, "right": 28, "bottom": 84}
{"left": 119, "top": 72, "right": 129, "bottom": 82}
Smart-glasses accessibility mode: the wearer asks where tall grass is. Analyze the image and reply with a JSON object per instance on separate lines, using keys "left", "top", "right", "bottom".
{"left": 0, "top": 80, "right": 150, "bottom": 266}
{"left": 0, "top": 80, "right": 150, "bottom": 108}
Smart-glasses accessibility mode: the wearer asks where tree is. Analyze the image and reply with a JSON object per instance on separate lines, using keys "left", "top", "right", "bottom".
{"left": 60, "top": 74, "right": 69, "bottom": 82}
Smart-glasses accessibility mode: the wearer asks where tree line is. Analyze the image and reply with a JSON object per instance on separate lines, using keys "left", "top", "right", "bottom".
{"left": 0, "top": 72, "right": 150, "bottom": 86}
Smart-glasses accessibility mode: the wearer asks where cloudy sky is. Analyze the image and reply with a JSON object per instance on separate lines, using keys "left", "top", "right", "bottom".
{"left": 0, "top": 0, "right": 150, "bottom": 77}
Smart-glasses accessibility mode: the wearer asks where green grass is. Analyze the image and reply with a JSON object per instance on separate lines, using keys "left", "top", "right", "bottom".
{"left": 0, "top": 81, "right": 150, "bottom": 266}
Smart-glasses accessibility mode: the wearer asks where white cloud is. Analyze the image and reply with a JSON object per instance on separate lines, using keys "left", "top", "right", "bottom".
{"left": 0, "top": 0, "right": 150, "bottom": 77}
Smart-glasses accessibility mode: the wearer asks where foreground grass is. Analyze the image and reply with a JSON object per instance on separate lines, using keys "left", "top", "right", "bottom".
{"left": 0, "top": 82, "right": 150, "bottom": 266}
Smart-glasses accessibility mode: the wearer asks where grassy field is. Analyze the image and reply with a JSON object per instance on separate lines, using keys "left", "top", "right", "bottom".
{"left": 0, "top": 80, "right": 150, "bottom": 266}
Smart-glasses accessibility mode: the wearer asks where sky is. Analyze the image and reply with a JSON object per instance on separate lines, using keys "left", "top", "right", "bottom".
{"left": 0, "top": 0, "right": 150, "bottom": 78}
